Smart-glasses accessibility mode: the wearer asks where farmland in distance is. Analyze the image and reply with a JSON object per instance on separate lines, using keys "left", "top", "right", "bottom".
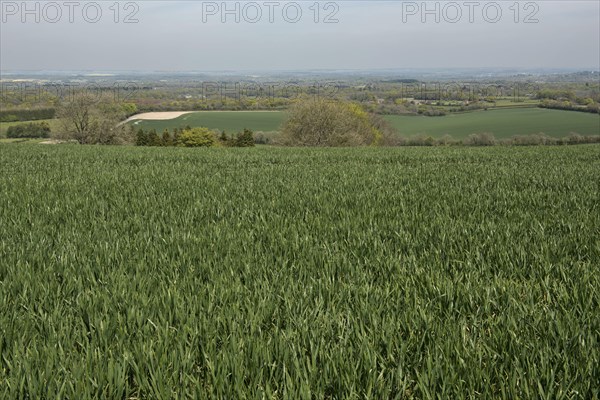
{"left": 126, "top": 108, "right": 600, "bottom": 139}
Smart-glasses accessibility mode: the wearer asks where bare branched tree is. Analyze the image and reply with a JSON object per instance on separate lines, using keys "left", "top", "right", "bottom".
{"left": 56, "top": 93, "right": 134, "bottom": 145}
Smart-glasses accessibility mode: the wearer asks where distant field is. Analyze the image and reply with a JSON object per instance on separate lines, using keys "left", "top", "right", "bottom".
{"left": 128, "top": 111, "right": 284, "bottom": 133}
{"left": 128, "top": 109, "right": 599, "bottom": 139}
{"left": 384, "top": 108, "right": 600, "bottom": 139}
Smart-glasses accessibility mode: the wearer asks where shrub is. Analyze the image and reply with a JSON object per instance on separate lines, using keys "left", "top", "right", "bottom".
{"left": 406, "top": 134, "right": 435, "bottom": 146}
{"left": 422, "top": 108, "right": 447, "bottom": 117}
{"left": 436, "top": 134, "right": 459, "bottom": 146}
{"left": 381, "top": 135, "right": 407, "bottom": 147}
{"left": 566, "top": 132, "right": 585, "bottom": 145}
{"left": 178, "top": 127, "right": 217, "bottom": 147}
{"left": 254, "top": 133, "right": 271, "bottom": 145}
{"left": 587, "top": 103, "right": 600, "bottom": 113}
{"left": 463, "top": 132, "right": 496, "bottom": 146}
{"left": 6, "top": 121, "right": 51, "bottom": 138}
{"left": 559, "top": 133, "right": 600, "bottom": 145}
{"left": 514, "top": 133, "right": 558, "bottom": 146}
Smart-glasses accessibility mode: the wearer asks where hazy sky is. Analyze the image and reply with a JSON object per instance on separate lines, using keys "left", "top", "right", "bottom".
{"left": 1, "top": 1, "right": 599, "bottom": 71}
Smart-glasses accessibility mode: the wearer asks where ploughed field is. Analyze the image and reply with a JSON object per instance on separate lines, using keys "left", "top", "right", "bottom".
{"left": 0, "top": 144, "right": 599, "bottom": 398}
{"left": 129, "top": 111, "right": 284, "bottom": 134}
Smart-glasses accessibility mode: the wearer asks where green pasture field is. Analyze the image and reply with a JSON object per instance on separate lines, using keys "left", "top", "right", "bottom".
{"left": 128, "top": 109, "right": 599, "bottom": 140}
{"left": 129, "top": 111, "right": 285, "bottom": 134}
{"left": 492, "top": 99, "right": 540, "bottom": 108}
{"left": 384, "top": 108, "right": 600, "bottom": 139}
{"left": 1, "top": 144, "right": 598, "bottom": 398}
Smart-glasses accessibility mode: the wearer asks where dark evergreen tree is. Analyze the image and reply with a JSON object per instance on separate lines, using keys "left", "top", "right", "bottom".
{"left": 147, "top": 129, "right": 161, "bottom": 146}
{"left": 219, "top": 130, "right": 229, "bottom": 145}
{"left": 136, "top": 128, "right": 148, "bottom": 146}
{"left": 234, "top": 128, "right": 255, "bottom": 147}
{"left": 162, "top": 129, "right": 173, "bottom": 146}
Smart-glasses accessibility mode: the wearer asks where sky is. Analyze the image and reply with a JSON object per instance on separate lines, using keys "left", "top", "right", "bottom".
{"left": 1, "top": 1, "right": 599, "bottom": 71}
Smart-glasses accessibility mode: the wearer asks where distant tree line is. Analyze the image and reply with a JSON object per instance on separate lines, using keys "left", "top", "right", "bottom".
{"left": 135, "top": 127, "right": 255, "bottom": 147}
{"left": 535, "top": 89, "right": 599, "bottom": 114}
{"left": 539, "top": 100, "right": 599, "bottom": 114}
{"left": 0, "top": 108, "right": 56, "bottom": 122}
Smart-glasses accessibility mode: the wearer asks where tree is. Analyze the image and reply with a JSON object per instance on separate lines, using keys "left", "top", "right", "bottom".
{"left": 178, "top": 127, "right": 217, "bottom": 147}
{"left": 173, "top": 128, "right": 181, "bottom": 144}
{"left": 56, "top": 93, "right": 134, "bottom": 144}
{"left": 281, "top": 98, "right": 393, "bottom": 146}
{"left": 234, "top": 128, "right": 255, "bottom": 147}
{"left": 162, "top": 129, "right": 173, "bottom": 146}
{"left": 56, "top": 93, "right": 97, "bottom": 143}
{"left": 136, "top": 128, "right": 148, "bottom": 146}
{"left": 121, "top": 102, "right": 138, "bottom": 117}
{"left": 147, "top": 129, "right": 161, "bottom": 146}
{"left": 219, "top": 130, "right": 229, "bottom": 144}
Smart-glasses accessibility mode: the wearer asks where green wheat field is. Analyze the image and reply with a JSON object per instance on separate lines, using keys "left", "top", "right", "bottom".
{"left": 1, "top": 144, "right": 599, "bottom": 398}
